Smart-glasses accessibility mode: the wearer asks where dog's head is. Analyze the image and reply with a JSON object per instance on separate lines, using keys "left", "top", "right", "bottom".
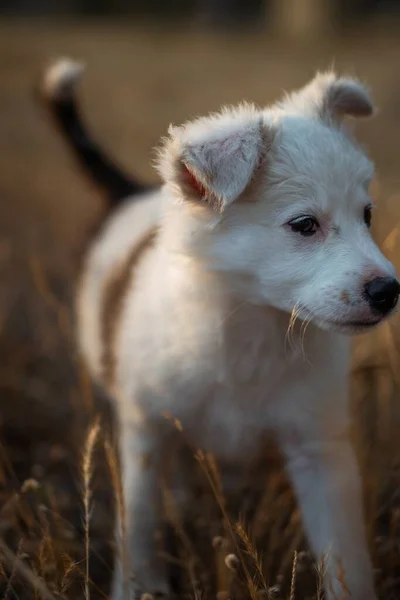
{"left": 157, "top": 73, "right": 399, "bottom": 334}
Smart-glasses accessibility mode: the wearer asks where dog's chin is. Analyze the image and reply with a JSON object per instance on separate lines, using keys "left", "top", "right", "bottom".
{"left": 316, "top": 316, "right": 382, "bottom": 335}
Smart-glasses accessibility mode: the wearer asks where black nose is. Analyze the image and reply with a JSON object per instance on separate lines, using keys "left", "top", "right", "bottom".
{"left": 364, "top": 277, "right": 400, "bottom": 315}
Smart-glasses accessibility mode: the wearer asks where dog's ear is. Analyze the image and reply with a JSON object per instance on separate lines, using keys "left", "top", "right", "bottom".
{"left": 284, "top": 72, "right": 374, "bottom": 121}
{"left": 322, "top": 76, "right": 374, "bottom": 118}
{"left": 157, "top": 105, "right": 266, "bottom": 212}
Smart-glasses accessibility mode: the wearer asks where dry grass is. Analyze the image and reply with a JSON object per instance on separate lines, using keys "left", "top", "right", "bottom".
{"left": 82, "top": 420, "right": 101, "bottom": 600}
{"left": 2, "top": 16, "right": 400, "bottom": 600}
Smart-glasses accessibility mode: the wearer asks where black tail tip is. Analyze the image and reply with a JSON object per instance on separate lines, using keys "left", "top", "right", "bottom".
{"left": 38, "top": 57, "right": 85, "bottom": 103}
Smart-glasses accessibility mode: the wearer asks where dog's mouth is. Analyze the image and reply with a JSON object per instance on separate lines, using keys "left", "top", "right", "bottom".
{"left": 321, "top": 317, "right": 382, "bottom": 332}
{"left": 340, "top": 319, "right": 381, "bottom": 329}
{"left": 294, "top": 306, "right": 387, "bottom": 334}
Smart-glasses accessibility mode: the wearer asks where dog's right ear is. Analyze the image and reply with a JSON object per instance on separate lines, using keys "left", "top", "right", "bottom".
{"left": 157, "top": 104, "right": 267, "bottom": 212}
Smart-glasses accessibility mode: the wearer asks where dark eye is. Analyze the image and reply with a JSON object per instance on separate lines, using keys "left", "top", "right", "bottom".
{"left": 288, "top": 216, "right": 319, "bottom": 237}
{"left": 364, "top": 205, "right": 372, "bottom": 228}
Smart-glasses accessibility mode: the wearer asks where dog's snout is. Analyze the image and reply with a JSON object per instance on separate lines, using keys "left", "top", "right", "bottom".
{"left": 364, "top": 277, "right": 400, "bottom": 315}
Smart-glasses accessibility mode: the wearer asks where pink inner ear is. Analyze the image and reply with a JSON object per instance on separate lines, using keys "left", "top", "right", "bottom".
{"left": 181, "top": 164, "right": 207, "bottom": 198}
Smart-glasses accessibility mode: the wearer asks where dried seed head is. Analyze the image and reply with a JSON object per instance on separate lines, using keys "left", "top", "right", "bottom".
{"left": 224, "top": 553, "right": 240, "bottom": 572}
{"left": 21, "top": 479, "right": 40, "bottom": 493}
{"left": 19, "top": 553, "right": 30, "bottom": 561}
{"left": 212, "top": 535, "right": 223, "bottom": 549}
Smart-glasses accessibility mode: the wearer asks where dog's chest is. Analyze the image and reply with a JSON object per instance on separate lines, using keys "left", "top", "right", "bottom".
{"left": 178, "top": 308, "right": 301, "bottom": 460}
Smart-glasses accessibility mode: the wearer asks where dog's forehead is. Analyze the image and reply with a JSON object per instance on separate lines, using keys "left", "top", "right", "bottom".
{"left": 271, "top": 116, "right": 373, "bottom": 190}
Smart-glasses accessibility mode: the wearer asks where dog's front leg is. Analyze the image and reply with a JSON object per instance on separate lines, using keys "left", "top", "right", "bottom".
{"left": 111, "top": 421, "right": 169, "bottom": 600}
{"left": 280, "top": 434, "right": 376, "bottom": 600}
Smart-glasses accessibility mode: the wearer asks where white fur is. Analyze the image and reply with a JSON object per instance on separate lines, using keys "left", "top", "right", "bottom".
{"left": 41, "top": 57, "right": 85, "bottom": 100}
{"left": 77, "top": 72, "right": 398, "bottom": 600}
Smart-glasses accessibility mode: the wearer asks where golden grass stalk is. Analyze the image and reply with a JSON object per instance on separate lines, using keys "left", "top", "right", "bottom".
{"left": 289, "top": 551, "right": 297, "bottom": 600}
{"left": 82, "top": 418, "right": 101, "bottom": 600}
{"left": 60, "top": 554, "right": 79, "bottom": 596}
{"left": 104, "top": 434, "right": 127, "bottom": 583}
{"left": 235, "top": 521, "right": 268, "bottom": 592}
{"left": 195, "top": 450, "right": 259, "bottom": 600}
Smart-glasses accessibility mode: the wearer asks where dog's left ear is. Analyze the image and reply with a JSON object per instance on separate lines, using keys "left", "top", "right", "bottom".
{"left": 286, "top": 72, "right": 375, "bottom": 121}
{"left": 157, "top": 105, "right": 266, "bottom": 212}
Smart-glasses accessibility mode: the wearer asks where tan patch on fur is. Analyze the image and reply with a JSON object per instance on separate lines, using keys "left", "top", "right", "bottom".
{"left": 101, "top": 228, "right": 157, "bottom": 387}
{"left": 341, "top": 290, "right": 350, "bottom": 304}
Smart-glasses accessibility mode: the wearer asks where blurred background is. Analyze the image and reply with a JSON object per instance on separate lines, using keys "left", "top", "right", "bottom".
{"left": 1, "top": 1, "right": 400, "bottom": 599}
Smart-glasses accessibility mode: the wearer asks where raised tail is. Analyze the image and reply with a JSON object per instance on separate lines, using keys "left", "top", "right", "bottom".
{"left": 38, "top": 58, "right": 148, "bottom": 205}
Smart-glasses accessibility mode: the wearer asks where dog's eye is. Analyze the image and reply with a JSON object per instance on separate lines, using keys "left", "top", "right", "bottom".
{"left": 364, "top": 205, "right": 372, "bottom": 228}
{"left": 288, "top": 216, "right": 319, "bottom": 237}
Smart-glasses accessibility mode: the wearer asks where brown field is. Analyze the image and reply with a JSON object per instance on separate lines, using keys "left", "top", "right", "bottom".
{"left": 2, "top": 18, "right": 400, "bottom": 600}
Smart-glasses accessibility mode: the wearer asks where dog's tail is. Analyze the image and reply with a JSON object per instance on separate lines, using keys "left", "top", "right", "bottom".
{"left": 38, "top": 58, "right": 146, "bottom": 205}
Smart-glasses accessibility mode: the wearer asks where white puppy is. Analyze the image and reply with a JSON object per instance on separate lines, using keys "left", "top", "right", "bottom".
{"left": 41, "top": 59, "right": 399, "bottom": 600}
